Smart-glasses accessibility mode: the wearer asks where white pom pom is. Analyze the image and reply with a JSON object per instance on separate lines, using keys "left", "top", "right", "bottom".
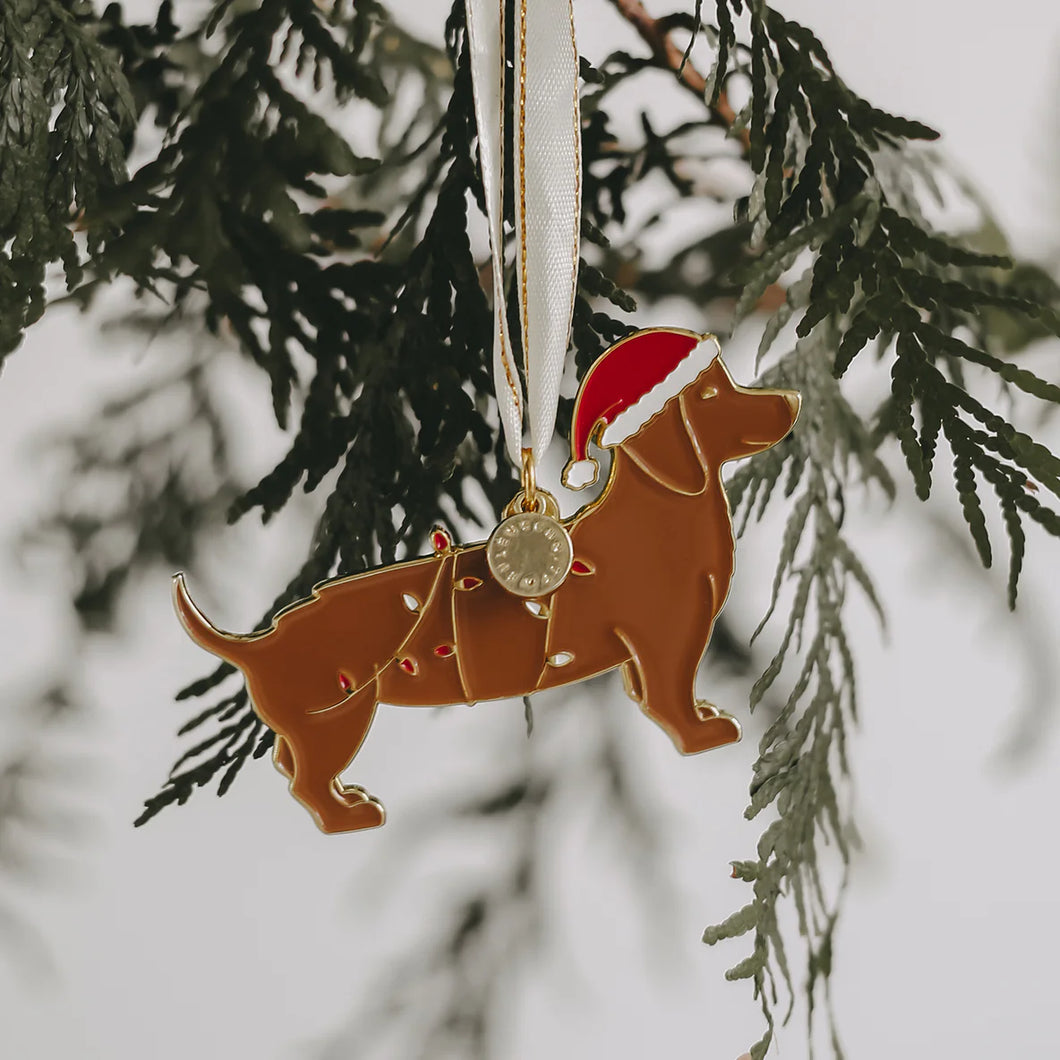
{"left": 561, "top": 459, "right": 599, "bottom": 490}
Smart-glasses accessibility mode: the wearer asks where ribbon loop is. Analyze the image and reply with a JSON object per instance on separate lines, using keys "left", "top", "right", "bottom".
{"left": 467, "top": 0, "right": 581, "bottom": 466}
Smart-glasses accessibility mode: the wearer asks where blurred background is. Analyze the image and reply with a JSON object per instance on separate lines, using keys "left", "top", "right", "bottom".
{"left": 1, "top": 1, "right": 1058, "bottom": 1057}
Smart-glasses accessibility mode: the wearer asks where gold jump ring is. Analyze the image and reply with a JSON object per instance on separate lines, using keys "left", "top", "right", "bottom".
{"left": 503, "top": 488, "right": 560, "bottom": 520}
{"left": 520, "top": 447, "right": 537, "bottom": 512}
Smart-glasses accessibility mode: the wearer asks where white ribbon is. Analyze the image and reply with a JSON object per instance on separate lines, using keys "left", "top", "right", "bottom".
{"left": 466, "top": 0, "right": 581, "bottom": 465}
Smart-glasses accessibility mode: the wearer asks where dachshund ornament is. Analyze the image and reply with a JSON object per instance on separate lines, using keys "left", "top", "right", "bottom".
{"left": 173, "top": 328, "right": 800, "bottom": 834}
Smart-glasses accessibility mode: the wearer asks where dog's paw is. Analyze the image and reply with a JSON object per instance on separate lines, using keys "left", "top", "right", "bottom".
{"left": 674, "top": 710, "right": 741, "bottom": 755}
{"left": 333, "top": 779, "right": 370, "bottom": 804}
{"left": 314, "top": 796, "right": 386, "bottom": 834}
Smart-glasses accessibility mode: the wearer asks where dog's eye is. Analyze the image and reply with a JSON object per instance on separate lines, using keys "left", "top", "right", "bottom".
{"left": 700, "top": 385, "right": 718, "bottom": 400}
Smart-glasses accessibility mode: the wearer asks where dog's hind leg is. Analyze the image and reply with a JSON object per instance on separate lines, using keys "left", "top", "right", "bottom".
{"left": 273, "top": 735, "right": 369, "bottom": 802}
{"left": 285, "top": 688, "right": 386, "bottom": 834}
{"left": 617, "top": 631, "right": 741, "bottom": 756}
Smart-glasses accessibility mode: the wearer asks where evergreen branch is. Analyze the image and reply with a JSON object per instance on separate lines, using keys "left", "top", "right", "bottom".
{"left": 711, "top": 333, "right": 878, "bottom": 1059}
{"left": 0, "top": 0, "right": 135, "bottom": 359}
{"left": 697, "top": 6, "right": 1059, "bottom": 1056}
{"left": 604, "top": 0, "right": 750, "bottom": 150}
{"left": 714, "top": 0, "right": 1060, "bottom": 602}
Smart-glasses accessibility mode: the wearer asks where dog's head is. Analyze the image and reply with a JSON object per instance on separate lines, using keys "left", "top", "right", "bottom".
{"left": 619, "top": 356, "right": 800, "bottom": 495}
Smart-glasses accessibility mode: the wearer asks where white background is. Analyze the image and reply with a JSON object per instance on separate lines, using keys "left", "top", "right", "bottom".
{"left": 1, "top": 1, "right": 1058, "bottom": 1058}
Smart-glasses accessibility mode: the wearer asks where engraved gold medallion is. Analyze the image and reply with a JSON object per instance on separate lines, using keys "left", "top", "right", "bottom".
{"left": 487, "top": 512, "right": 573, "bottom": 598}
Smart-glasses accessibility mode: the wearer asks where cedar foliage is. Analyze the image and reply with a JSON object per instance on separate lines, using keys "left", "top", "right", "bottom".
{"left": 2, "top": 1, "right": 1058, "bottom": 1056}
{"left": 0, "top": 0, "right": 134, "bottom": 356}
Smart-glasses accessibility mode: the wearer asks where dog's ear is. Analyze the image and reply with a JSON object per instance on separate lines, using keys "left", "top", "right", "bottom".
{"left": 619, "top": 397, "right": 706, "bottom": 495}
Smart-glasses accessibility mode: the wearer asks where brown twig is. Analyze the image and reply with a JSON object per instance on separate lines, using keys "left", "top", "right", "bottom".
{"left": 606, "top": 0, "right": 790, "bottom": 319}
{"left": 611, "top": 2, "right": 798, "bottom": 185}
{"left": 606, "top": 0, "right": 750, "bottom": 153}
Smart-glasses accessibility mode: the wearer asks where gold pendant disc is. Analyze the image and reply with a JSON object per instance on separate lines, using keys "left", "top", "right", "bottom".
{"left": 486, "top": 512, "right": 573, "bottom": 598}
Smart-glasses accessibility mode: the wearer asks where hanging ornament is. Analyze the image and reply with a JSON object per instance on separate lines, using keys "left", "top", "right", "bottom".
{"left": 171, "top": 3, "right": 801, "bottom": 835}
{"left": 173, "top": 329, "right": 800, "bottom": 833}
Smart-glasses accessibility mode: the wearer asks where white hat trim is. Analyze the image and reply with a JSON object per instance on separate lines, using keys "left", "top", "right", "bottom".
{"left": 599, "top": 335, "right": 720, "bottom": 448}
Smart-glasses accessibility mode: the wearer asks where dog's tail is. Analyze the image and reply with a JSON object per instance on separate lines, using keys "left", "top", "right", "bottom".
{"left": 172, "top": 572, "right": 265, "bottom": 666}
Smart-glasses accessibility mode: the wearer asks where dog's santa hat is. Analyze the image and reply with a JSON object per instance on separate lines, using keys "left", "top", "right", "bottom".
{"left": 562, "top": 327, "right": 720, "bottom": 489}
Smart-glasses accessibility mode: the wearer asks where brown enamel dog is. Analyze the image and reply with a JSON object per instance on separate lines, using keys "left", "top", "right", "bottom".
{"left": 173, "top": 347, "right": 799, "bottom": 833}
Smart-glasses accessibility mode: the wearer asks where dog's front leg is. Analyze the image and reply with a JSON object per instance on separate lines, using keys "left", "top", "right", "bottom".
{"left": 617, "top": 629, "right": 741, "bottom": 756}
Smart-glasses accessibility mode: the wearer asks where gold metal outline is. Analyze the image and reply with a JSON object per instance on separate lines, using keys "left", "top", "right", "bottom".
{"left": 449, "top": 559, "right": 475, "bottom": 705}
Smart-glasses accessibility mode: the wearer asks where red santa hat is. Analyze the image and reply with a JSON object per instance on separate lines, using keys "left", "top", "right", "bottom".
{"left": 562, "top": 327, "right": 720, "bottom": 489}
